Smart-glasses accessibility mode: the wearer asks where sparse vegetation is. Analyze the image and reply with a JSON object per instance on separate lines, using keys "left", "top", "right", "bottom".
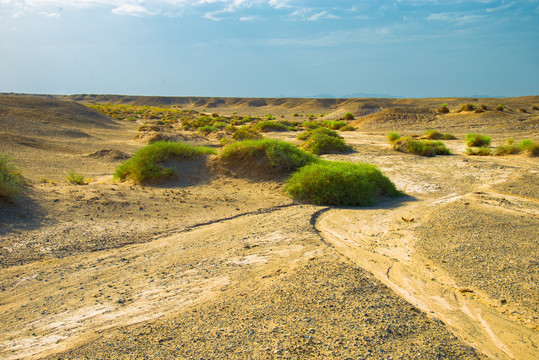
{"left": 518, "top": 108, "right": 527, "bottom": 113}
{"left": 323, "top": 120, "right": 347, "bottom": 130}
{"left": 387, "top": 132, "right": 401, "bottom": 143}
{"left": 0, "top": 153, "right": 25, "bottom": 201}
{"left": 265, "top": 114, "right": 276, "bottom": 120}
{"left": 114, "top": 141, "right": 216, "bottom": 184}
{"left": 532, "top": 105, "right": 539, "bottom": 110}
{"left": 480, "top": 104, "right": 487, "bottom": 110}
{"left": 339, "top": 125, "right": 356, "bottom": 131}
{"left": 232, "top": 126, "right": 263, "bottom": 141}
{"left": 459, "top": 104, "right": 476, "bottom": 112}
{"left": 465, "top": 133, "right": 491, "bottom": 147}
{"left": 466, "top": 147, "right": 492, "bottom": 156}
{"left": 343, "top": 112, "right": 354, "bottom": 120}
{"left": 254, "top": 121, "right": 291, "bottom": 132}
{"left": 66, "top": 171, "right": 90, "bottom": 185}
{"left": 300, "top": 131, "right": 352, "bottom": 155}
{"left": 423, "top": 129, "right": 456, "bottom": 140}
{"left": 392, "top": 137, "right": 451, "bottom": 157}
{"left": 220, "top": 139, "right": 317, "bottom": 175}
{"left": 496, "top": 103, "right": 504, "bottom": 111}
{"left": 284, "top": 161, "right": 402, "bottom": 206}
{"left": 437, "top": 103, "right": 450, "bottom": 113}
{"left": 519, "top": 140, "right": 539, "bottom": 156}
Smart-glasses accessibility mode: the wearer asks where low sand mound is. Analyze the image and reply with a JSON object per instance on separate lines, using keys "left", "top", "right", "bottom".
{"left": 84, "top": 149, "right": 131, "bottom": 161}
{"left": 214, "top": 152, "right": 282, "bottom": 181}
{"left": 0, "top": 95, "right": 116, "bottom": 130}
{"left": 352, "top": 107, "right": 437, "bottom": 129}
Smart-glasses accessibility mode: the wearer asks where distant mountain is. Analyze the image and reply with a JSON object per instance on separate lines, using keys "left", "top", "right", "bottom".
{"left": 308, "top": 92, "right": 402, "bottom": 99}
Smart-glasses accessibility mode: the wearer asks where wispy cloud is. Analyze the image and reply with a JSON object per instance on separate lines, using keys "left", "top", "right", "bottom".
{"left": 427, "top": 12, "right": 487, "bottom": 23}
{"left": 112, "top": 4, "right": 155, "bottom": 17}
{"left": 290, "top": 8, "right": 339, "bottom": 21}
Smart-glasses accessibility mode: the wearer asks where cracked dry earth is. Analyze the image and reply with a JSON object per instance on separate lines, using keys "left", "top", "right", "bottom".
{"left": 1, "top": 104, "right": 538, "bottom": 358}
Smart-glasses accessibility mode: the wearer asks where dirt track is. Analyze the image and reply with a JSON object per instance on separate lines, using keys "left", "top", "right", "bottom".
{"left": 0, "top": 94, "right": 538, "bottom": 359}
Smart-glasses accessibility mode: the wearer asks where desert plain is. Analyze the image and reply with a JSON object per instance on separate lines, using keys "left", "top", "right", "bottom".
{"left": 0, "top": 94, "right": 538, "bottom": 359}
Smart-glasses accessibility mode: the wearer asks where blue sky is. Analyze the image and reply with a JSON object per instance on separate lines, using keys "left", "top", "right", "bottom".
{"left": 1, "top": 0, "right": 538, "bottom": 98}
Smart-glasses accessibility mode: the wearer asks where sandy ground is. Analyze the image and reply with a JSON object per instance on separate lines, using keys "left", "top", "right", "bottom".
{"left": 0, "top": 94, "right": 538, "bottom": 359}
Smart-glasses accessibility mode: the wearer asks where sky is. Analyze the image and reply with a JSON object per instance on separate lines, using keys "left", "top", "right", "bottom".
{"left": 1, "top": 0, "right": 538, "bottom": 98}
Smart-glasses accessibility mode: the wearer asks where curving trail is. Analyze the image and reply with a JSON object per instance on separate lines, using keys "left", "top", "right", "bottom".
{"left": 316, "top": 191, "right": 539, "bottom": 360}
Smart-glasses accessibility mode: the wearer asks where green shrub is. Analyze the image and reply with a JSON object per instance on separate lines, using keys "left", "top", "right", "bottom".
{"left": 232, "top": 126, "right": 263, "bottom": 141}
{"left": 494, "top": 144, "right": 520, "bottom": 156}
{"left": 460, "top": 104, "right": 476, "bottom": 112}
{"left": 438, "top": 104, "right": 449, "bottom": 113}
{"left": 301, "top": 133, "right": 351, "bottom": 155}
{"left": 265, "top": 114, "right": 276, "bottom": 120}
{"left": 67, "top": 171, "right": 89, "bottom": 185}
{"left": 219, "top": 139, "right": 317, "bottom": 174}
{"left": 392, "top": 137, "right": 450, "bottom": 157}
{"left": 198, "top": 125, "right": 217, "bottom": 134}
{"left": 480, "top": 104, "right": 488, "bottom": 110}
{"left": 423, "top": 129, "right": 443, "bottom": 140}
{"left": 339, "top": 125, "right": 356, "bottom": 131}
{"left": 284, "top": 161, "right": 402, "bottom": 206}
{"left": 496, "top": 103, "right": 504, "bottom": 111}
{"left": 466, "top": 147, "right": 492, "bottom": 156}
{"left": 297, "top": 127, "right": 340, "bottom": 141}
{"left": 466, "top": 133, "right": 491, "bottom": 147}
{"left": 292, "top": 113, "right": 299, "bottom": 117}
{"left": 343, "top": 112, "right": 354, "bottom": 120}
{"left": 519, "top": 140, "right": 539, "bottom": 156}
{"left": 323, "top": 120, "right": 347, "bottom": 130}
{"left": 254, "top": 121, "right": 290, "bottom": 132}
{"left": 0, "top": 153, "right": 24, "bottom": 201}
{"left": 303, "top": 121, "right": 321, "bottom": 130}
{"left": 442, "top": 133, "right": 457, "bottom": 140}
{"left": 387, "top": 132, "right": 400, "bottom": 143}
{"left": 114, "top": 141, "right": 216, "bottom": 184}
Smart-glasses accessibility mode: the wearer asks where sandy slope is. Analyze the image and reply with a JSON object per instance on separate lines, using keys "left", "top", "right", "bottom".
{"left": 0, "top": 94, "right": 538, "bottom": 359}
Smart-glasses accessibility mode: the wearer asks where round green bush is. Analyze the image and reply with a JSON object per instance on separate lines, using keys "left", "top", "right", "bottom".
{"left": 114, "top": 141, "right": 216, "bottom": 184}
{"left": 219, "top": 139, "right": 318, "bottom": 174}
{"left": 285, "top": 161, "right": 402, "bottom": 206}
{"left": 0, "top": 153, "right": 25, "bottom": 201}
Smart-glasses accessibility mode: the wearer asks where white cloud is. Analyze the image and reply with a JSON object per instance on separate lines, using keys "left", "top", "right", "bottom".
{"left": 38, "top": 10, "right": 60, "bottom": 17}
{"left": 427, "top": 12, "right": 487, "bottom": 23}
{"left": 111, "top": 4, "right": 153, "bottom": 16}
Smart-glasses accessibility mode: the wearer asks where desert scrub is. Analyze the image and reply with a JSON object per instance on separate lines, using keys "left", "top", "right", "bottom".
{"left": 254, "top": 121, "right": 291, "bottom": 132}
{"left": 392, "top": 137, "right": 450, "bottom": 157}
{"left": 437, "top": 104, "right": 450, "bottom": 113}
{"left": 465, "top": 133, "right": 491, "bottom": 147}
{"left": 343, "top": 112, "right": 354, "bottom": 120}
{"left": 219, "top": 139, "right": 317, "bottom": 174}
{"left": 459, "top": 104, "right": 476, "bottom": 112}
{"left": 114, "top": 141, "right": 216, "bottom": 184}
{"left": 466, "top": 147, "right": 492, "bottom": 156}
{"left": 387, "top": 132, "right": 400, "bottom": 143}
{"left": 423, "top": 130, "right": 457, "bottom": 140}
{"left": 66, "top": 171, "right": 90, "bottom": 185}
{"left": 0, "top": 153, "right": 25, "bottom": 201}
{"left": 284, "top": 161, "right": 402, "bottom": 206}
{"left": 496, "top": 103, "right": 504, "bottom": 111}
{"left": 518, "top": 140, "right": 539, "bottom": 156}
{"left": 323, "top": 120, "right": 347, "bottom": 130}
{"left": 298, "top": 128, "right": 351, "bottom": 155}
{"left": 232, "top": 126, "right": 263, "bottom": 141}
{"left": 339, "top": 125, "right": 356, "bottom": 131}
{"left": 197, "top": 125, "right": 217, "bottom": 134}
{"left": 297, "top": 127, "right": 339, "bottom": 141}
